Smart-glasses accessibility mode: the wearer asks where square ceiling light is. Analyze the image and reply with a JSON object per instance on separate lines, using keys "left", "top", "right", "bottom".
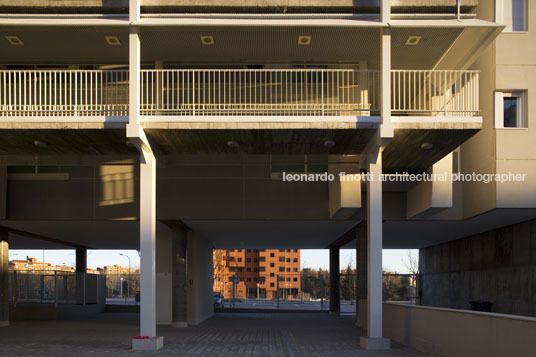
{"left": 5, "top": 36, "right": 24, "bottom": 46}
{"left": 200, "top": 36, "right": 215, "bottom": 45}
{"left": 298, "top": 36, "right": 312, "bottom": 45}
{"left": 104, "top": 36, "right": 121, "bottom": 46}
{"left": 405, "top": 36, "right": 421, "bottom": 46}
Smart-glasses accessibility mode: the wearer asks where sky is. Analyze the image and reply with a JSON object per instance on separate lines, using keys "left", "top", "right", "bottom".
{"left": 9, "top": 248, "right": 418, "bottom": 273}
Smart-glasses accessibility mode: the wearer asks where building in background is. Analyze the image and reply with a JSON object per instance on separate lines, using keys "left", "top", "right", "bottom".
{"left": 213, "top": 249, "right": 300, "bottom": 299}
{"left": 9, "top": 256, "right": 100, "bottom": 274}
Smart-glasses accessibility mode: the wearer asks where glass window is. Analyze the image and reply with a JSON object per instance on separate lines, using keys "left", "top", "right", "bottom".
{"left": 270, "top": 253, "right": 275, "bottom": 257}
{"left": 293, "top": 277, "right": 298, "bottom": 282}
{"left": 503, "top": 0, "right": 526, "bottom": 32}
{"left": 279, "top": 267, "right": 285, "bottom": 272}
{"left": 270, "top": 282, "right": 275, "bottom": 287}
{"left": 293, "top": 258, "right": 298, "bottom": 263}
{"left": 496, "top": 92, "right": 525, "bottom": 128}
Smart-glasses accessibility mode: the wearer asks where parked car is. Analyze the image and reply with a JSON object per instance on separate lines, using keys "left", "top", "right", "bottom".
{"left": 213, "top": 292, "right": 223, "bottom": 309}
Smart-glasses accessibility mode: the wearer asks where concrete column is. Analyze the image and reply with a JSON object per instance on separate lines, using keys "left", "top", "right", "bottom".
{"left": 380, "top": 0, "right": 393, "bottom": 139}
{"left": 360, "top": 149, "right": 390, "bottom": 350}
{"left": 329, "top": 247, "right": 340, "bottom": 315}
{"left": 0, "top": 228, "right": 9, "bottom": 327}
{"left": 356, "top": 224, "right": 367, "bottom": 329}
{"left": 75, "top": 247, "right": 87, "bottom": 305}
{"left": 128, "top": 0, "right": 162, "bottom": 350}
{"left": 172, "top": 225, "right": 188, "bottom": 328}
{"left": 186, "top": 233, "right": 214, "bottom": 326}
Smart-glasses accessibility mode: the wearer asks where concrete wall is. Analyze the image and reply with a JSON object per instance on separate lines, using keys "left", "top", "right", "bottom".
{"left": 494, "top": 0, "right": 536, "bottom": 209}
{"left": 156, "top": 226, "right": 172, "bottom": 325}
{"left": 419, "top": 218, "right": 536, "bottom": 317}
{"left": 186, "top": 231, "right": 214, "bottom": 325}
{"left": 384, "top": 302, "right": 536, "bottom": 357}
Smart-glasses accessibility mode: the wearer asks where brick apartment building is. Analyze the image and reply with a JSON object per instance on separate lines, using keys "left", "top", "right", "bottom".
{"left": 213, "top": 249, "right": 300, "bottom": 299}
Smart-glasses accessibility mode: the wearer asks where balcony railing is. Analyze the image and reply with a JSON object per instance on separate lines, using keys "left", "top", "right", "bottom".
{"left": 0, "top": 69, "right": 479, "bottom": 119}
{"left": 391, "top": 70, "right": 479, "bottom": 117}
{"left": 0, "top": 70, "right": 128, "bottom": 117}
{"left": 140, "top": 69, "right": 379, "bottom": 116}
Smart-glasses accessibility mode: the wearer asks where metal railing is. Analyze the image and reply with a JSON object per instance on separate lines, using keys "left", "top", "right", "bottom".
{"left": 8, "top": 270, "right": 104, "bottom": 306}
{"left": 391, "top": 70, "right": 479, "bottom": 116}
{"left": 0, "top": 70, "right": 129, "bottom": 117}
{"left": 140, "top": 69, "right": 380, "bottom": 116}
{"left": 0, "top": 69, "right": 479, "bottom": 118}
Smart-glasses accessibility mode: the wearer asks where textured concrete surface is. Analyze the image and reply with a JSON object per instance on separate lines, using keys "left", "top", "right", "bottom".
{"left": 419, "top": 218, "right": 536, "bottom": 317}
{"left": 0, "top": 312, "right": 424, "bottom": 356}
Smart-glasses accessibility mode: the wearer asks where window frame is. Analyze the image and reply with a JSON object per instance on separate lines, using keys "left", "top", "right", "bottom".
{"left": 496, "top": 0, "right": 528, "bottom": 33}
{"left": 495, "top": 91, "right": 526, "bottom": 129}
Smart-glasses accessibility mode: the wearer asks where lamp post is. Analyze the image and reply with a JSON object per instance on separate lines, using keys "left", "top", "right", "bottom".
{"left": 257, "top": 283, "right": 260, "bottom": 300}
{"left": 119, "top": 253, "right": 131, "bottom": 304}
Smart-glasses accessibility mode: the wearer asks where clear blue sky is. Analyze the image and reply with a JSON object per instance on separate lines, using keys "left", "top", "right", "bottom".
{"left": 9, "top": 248, "right": 417, "bottom": 273}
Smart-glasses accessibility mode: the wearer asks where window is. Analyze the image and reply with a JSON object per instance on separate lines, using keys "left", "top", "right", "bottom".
{"left": 270, "top": 273, "right": 275, "bottom": 277}
{"left": 270, "top": 263, "right": 275, "bottom": 267}
{"left": 246, "top": 258, "right": 251, "bottom": 262}
{"left": 259, "top": 267, "right": 265, "bottom": 272}
{"left": 495, "top": 91, "right": 525, "bottom": 128}
{"left": 279, "top": 249, "right": 285, "bottom": 252}
{"left": 501, "top": 0, "right": 527, "bottom": 32}
{"left": 286, "top": 268, "right": 290, "bottom": 272}
{"left": 246, "top": 277, "right": 251, "bottom": 282}
{"left": 293, "top": 258, "right": 298, "bottom": 263}
{"left": 246, "top": 268, "right": 251, "bottom": 272}
{"left": 254, "top": 268, "right": 258, "bottom": 272}
{"left": 279, "top": 267, "right": 285, "bottom": 272}
{"left": 293, "top": 268, "right": 298, "bottom": 272}
{"left": 254, "top": 258, "right": 258, "bottom": 262}
{"left": 237, "top": 258, "right": 242, "bottom": 262}
{"left": 286, "top": 258, "right": 290, "bottom": 263}
{"left": 270, "top": 282, "right": 275, "bottom": 287}
{"left": 246, "top": 249, "right": 251, "bottom": 253}
{"left": 286, "top": 277, "right": 290, "bottom": 282}
{"left": 254, "top": 277, "right": 258, "bottom": 282}
{"left": 279, "top": 257, "right": 285, "bottom": 262}
{"left": 270, "top": 253, "right": 275, "bottom": 257}
{"left": 258, "top": 257, "right": 265, "bottom": 262}
{"left": 293, "top": 277, "right": 298, "bottom": 282}
{"left": 228, "top": 257, "right": 235, "bottom": 262}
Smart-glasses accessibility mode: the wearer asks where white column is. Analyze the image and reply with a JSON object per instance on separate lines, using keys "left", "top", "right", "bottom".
{"left": 380, "top": 0, "right": 393, "bottom": 139}
{"left": 128, "top": 0, "right": 163, "bottom": 350}
{"left": 360, "top": 148, "right": 390, "bottom": 350}
{"left": 139, "top": 150, "right": 157, "bottom": 337}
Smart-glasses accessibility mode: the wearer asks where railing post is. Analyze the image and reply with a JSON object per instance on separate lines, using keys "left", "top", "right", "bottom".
{"left": 321, "top": 70, "right": 324, "bottom": 116}
{"left": 192, "top": 72, "right": 196, "bottom": 116}
{"left": 54, "top": 271, "right": 58, "bottom": 308}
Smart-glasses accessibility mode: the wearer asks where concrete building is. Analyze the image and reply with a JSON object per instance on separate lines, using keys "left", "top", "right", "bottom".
{"left": 0, "top": 0, "right": 535, "bottom": 354}
{"left": 213, "top": 249, "right": 300, "bottom": 299}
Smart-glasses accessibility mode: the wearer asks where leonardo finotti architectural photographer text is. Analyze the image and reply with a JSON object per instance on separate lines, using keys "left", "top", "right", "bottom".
{"left": 282, "top": 172, "right": 527, "bottom": 184}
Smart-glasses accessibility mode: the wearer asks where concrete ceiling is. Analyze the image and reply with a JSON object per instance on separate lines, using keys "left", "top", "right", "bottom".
{"left": 0, "top": 25, "right": 483, "bottom": 69}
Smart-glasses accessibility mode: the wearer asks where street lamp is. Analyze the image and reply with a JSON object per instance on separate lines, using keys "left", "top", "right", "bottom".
{"left": 119, "top": 253, "right": 131, "bottom": 305}
{"left": 257, "top": 283, "right": 260, "bottom": 300}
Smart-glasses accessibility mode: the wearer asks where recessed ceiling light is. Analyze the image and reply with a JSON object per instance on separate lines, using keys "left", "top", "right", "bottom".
{"left": 298, "top": 36, "right": 312, "bottom": 45}
{"left": 201, "top": 36, "right": 215, "bottom": 45}
{"left": 5, "top": 36, "right": 24, "bottom": 46}
{"left": 405, "top": 36, "right": 421, "bottom": 46}
{"left": 227, "top": 140, "right": 238, "bottom": 148}
{"left": 324, "top": 140, "right": 335, "bottom": 148}
{"left": 104, "top": 36, "right": 121, "bottom": 46}
{"left": 34, "top": 140, "right": 47, "bottom": 148}
{"left": 421, "top": 142, "right": 433, "bottom": 150}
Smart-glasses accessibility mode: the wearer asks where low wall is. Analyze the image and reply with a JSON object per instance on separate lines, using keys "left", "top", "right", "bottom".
{"left": 384, "top": 302, "right": 536, "bottom": 357}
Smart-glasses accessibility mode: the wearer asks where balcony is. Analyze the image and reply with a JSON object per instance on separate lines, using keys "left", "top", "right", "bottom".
{"left": 0, "top": 69, "right": 479, "bottom": 121}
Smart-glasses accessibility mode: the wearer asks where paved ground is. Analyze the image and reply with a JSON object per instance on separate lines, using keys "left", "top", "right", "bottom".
{"left": 0, "top": 313, "right": 424, "bottom": 356}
